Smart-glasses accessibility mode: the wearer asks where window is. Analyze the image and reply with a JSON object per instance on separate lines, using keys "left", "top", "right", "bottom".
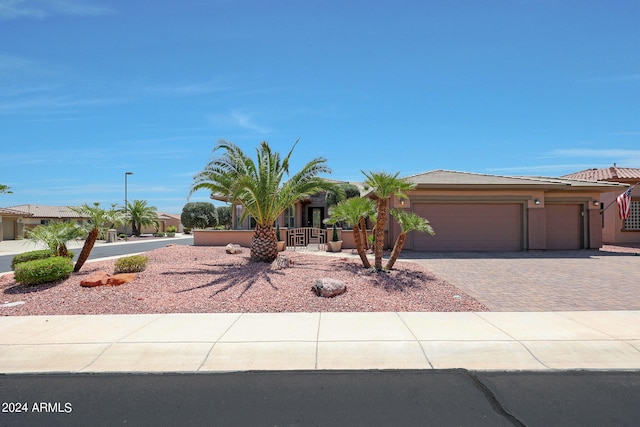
{"left": 285, "top": 206, "right": 295, "bottom": 228}
{"left": 623, "top": 200, "right": 640, "bottom": 230}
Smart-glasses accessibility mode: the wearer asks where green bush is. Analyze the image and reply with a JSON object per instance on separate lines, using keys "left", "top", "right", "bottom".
{"left": 11, "top": 249, "right": 54, "bottom": 270}
{"left": 114, "top": 255, "right": 149, "bottom": 274}
{"left": 153, "top": 232, "right": 165, "bottom": 237}
{"left": 166, "top": 225, "right": 177, "bottom": 233}
{"left": 11, "top": 249, "right": 74, "bottom": 270}
{"left": 14, "top": 256, "right": 73, "bottom": 286}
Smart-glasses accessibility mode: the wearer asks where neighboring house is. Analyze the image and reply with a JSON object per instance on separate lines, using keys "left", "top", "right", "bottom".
{"left": 0, "top": 205, "right": 88, "bottom": 242}
{"left": 562, "top": 165, "right": 640, "bottom": 245}
{"left": 384, "top": 170, "right": 625, "bottom": 251}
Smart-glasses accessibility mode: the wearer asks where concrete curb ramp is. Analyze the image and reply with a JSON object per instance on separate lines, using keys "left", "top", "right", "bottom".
{"left": 1, "top": 311, "right": 640, "bottom": 373}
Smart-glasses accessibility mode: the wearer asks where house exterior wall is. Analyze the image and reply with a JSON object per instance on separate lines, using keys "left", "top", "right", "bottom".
{"left": 393, "top": 188, "right": 604, "bottom": 251}
{"left": 601, "top": 186, "right": 640, "bottom": 245}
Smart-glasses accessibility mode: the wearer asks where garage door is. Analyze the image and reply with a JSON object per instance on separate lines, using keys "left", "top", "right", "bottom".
{"left": 2, "top": 220, "right": 15, "bottom": 240}
{"left": 545, "top": 204, "right": 582, "bottom": 250}
{"left": 412, "top": 203, "right": 523, "bottom": 251}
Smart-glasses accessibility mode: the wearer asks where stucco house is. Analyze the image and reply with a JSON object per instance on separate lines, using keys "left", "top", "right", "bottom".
{"left": 0, "top": 205, "right": 88, "bottom": 242}
{"left": 384, "top": 170, "right": 625, "bottom": 251}
{"left": 562, "top": 165, "right": 640, "bottom": 245}
{"left": 194, "top": 170, "right": 625, "bottom": 251}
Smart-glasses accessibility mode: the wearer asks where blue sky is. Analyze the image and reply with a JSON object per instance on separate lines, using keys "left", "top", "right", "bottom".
{"left": 1, "top": 0, "right": 640, "bottom": 213}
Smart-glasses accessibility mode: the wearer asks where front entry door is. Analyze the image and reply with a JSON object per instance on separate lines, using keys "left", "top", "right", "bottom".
{"left": 308, "top": 207, "right": 324, "bottom": 228}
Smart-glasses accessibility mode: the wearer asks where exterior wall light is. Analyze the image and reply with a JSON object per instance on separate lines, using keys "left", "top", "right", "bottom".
{"left": 534, "top": 199, "right": 541, "bottom": 205}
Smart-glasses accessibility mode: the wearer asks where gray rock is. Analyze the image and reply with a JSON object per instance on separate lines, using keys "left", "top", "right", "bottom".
{"left": 312, "top": 278, "right": 347, "bottom": 298}
{"left": 225, "top": 244, "right": 243, "bottom": 254}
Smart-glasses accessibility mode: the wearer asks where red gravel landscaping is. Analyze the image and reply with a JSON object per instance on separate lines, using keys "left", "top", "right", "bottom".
{"left": 0, "top": 245, "right": 488, "bottom": 315}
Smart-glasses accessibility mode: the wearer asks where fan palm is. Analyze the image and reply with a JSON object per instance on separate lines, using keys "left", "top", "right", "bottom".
{"left": 385, "top": 209, "right": 435, "bottom": 270}
{"left": 325, "top": 197, "right": 376, "bottom": 268}
{"left": 362, "top": 171, "right": 416, "bottom": 270}
{"left": 126, "top": 200, "right": 159, "bottom": 236}
{"left": 71, "top": 203, "right": 125, "bottom": 272}
{"left": 190, "top": 140, "right": 336, "bottom": 262}
{"left": 27, "top": 221, "right": 84, "bottom": 257}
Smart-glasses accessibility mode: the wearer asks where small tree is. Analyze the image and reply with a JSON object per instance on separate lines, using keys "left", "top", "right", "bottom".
{"left": 27, "top": 221, "right": 84, "bottom": 258}
{"left": 181, "top": 202, "right": 218, "bottom": 229}
{"left": 216, "top": 205, "right": 232, "bottom": 229}
{"left": 126, "top": 200, "right": 159, "bottom": 236}
{"left": 325, "top": 197, "right": 376, "bottom": 268}
{"left": 71, "top": 203, "right": 125, "bottom": 272}
{"left": 326, "top": 183, "right": 361, "bottom": 207}
{"left": 385, "top": 209, "right": 435, "bottom": 270}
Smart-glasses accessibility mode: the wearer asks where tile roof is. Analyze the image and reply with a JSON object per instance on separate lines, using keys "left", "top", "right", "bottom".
{"left": 5, "top": 204, "right": 87, "bottom": 218}
{"left": 403, "top": 169, "right": 625, "bottom": 190}
{"left": 0, "top": 207, "right": 32, "bottom": 216}
{"left": 562, "top": 165, "right": 640, "bottom": 181}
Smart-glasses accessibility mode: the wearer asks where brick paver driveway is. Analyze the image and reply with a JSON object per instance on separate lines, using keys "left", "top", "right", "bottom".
{"left": 401, "top": 248, "right": 640, "bottom": 311}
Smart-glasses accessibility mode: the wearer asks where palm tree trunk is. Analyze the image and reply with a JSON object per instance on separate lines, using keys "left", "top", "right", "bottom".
{"left": 352, "top": 225, "right": 371, "bottom": 268}
{"left": 374, "top": 198, "right": 387, "bottom": 270}
{"left": 74, "top": 227, "right": 99, "bottom": 272}
{"left": 251, "top": 224, "right": 278, "bottom": 262}
{"left": 359, "top": 217, "right": 368, "bottom": 250}
{"left": 385, "top": 232, "right": 406, "bottom": 270}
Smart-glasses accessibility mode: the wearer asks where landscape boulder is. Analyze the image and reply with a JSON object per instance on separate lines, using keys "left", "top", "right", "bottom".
{"left": 107, "top": 273, "right": 137, "bottom": 286}
{"left": 80, "top": 271, "right": 111, "bottom": 287}
{"left": 312, "top": 278, "right": 347, "bottom": 298}
{"left": 225, "top": 244, "right": 243, "bottom": 254}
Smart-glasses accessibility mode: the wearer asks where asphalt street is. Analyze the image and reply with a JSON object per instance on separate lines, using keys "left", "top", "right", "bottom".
{"left": 0, "top": 236, "right": 194, "bottom": 273}
{"left": 2, "top": 370, "right": 639, "bottom": 426}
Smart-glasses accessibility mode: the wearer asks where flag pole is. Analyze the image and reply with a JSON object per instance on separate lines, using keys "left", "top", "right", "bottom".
{"left": 600, "top": 182, "right": 639, "bottom": 215}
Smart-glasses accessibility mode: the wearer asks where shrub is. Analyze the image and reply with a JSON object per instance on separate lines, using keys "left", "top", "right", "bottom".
{"left": 153, "top": 232, "right": 165, "bottom": 237}
{"left": 14, "top": 256, "right": 73, "bottom": 286}
{"left": 114, "top": 255, "right": 149, "bottom": 274}
{"left": 11, "top": 249, "right": 54, "bottom": 270}
{"left": 166, "top": 225, "right": 177, "bottom": 233}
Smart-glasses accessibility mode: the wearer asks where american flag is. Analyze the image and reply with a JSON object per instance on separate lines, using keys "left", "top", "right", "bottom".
{"left": 616, "top": 187, "right": 633, "bottom": 220}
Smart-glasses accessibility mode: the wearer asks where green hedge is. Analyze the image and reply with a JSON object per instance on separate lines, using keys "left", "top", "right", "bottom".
{"left": 14, "top": 256, "right": 74, "bottom": 286}
{"left": 11, "top": 249, "right": 54, "bottom": 270}
{"left": 114, "top": 255, "right": 149, "bottom": 274}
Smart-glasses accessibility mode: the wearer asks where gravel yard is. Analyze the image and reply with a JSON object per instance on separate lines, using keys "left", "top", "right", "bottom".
{"left": 0, "top": 245, "right": 488, "bottom": 315}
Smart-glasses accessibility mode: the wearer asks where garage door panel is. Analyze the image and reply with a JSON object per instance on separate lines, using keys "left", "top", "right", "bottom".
{"left": 545, "top": 204, "right": 582, "bottom": 250}
{"left": 413, "top": 203, "right": 522, "bottom": 251}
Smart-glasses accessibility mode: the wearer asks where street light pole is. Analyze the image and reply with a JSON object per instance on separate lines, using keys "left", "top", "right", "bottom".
{"left": 124, "top": 172, "right": 133, "bottom": 241}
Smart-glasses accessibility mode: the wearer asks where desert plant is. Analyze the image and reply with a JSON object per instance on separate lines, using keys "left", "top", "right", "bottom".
{"left": 166, "top": 225, "right": 177, "bottom": 233}
{"left": 181, "top": 202, "right": 218, "bottom": 230}
{"left": 362, "top": 171, "right": 416, "bottom": 270}
{"left": 275, "top": 222, "right": 283, "bottom": 241}
{"left": 11, "top": 249, "right": 54, "bottom": 270}
{"left": 190, "top": 140, "right": 338, "bottom": 262}
{"left": 27, "top": 221, "right": 84, "bottom": 258}
{"left": 331, "top": 223, "right": 339, "bottom": 242}
{"left": 385, "top": 209, "right": 435, "bottom": 270}
{"left": 125, "top": 200, "right": 159, "bottom": 236}
{"left": 325, "top": 197, "right": 376, "bottom": 268}
{"left": 71, "top": 203, "right": 125, "bottom": 273}
{"left": 14, "top": 256, "right": 73, "bottom": 286}
{"left": 153, "top": 232, "right": 166, "bottom": 237}
{"left": 114, "top": 255, "right": 149, "bottom": 274}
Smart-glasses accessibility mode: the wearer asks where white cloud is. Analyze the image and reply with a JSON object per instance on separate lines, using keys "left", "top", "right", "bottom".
{"left": 208, "top": 110, "right": 272, "bottom": 134}
{"left": 0, "top": 0, "right": 114, "bottom": 20}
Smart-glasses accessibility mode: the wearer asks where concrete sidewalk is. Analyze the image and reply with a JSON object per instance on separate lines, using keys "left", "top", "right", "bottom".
{"left": 2, "top": 311, "right": 640, "bottom": 373}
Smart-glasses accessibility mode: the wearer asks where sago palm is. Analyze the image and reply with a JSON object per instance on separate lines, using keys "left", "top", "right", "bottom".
{"left": 325, "top": 197, "right": 376, "bottom": 268}
{"left": 190, "top": 140, "right": 336, "bottom": 262}
{"left": 385, "top": 209, "right": 434, "bottom": 270}
{"left": 71, "top": 203, "right": 124, "bottom": 272}
{"left": 126, "top": 200, "right": 159, "bottom": 236}
{"left": 362, "top": 171, "right": 416, "bottom": 270}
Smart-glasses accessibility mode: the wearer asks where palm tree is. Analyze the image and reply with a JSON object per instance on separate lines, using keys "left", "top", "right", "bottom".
{"left": 71, "top": 203, "right": 125, "bottom": 272}
{"left": 27, "top": 221, "right": 84, "bottom": 257}
{"left": 125, "top": 200, "right": 159, "bottom": 236}
{"left": 362, "top": 171, "right": 416, "bottom": 270}
{"left": 325, "top": 197, "right": 376, "bottom": 268}
{"left": 190, "top": 140, "right": 336, "bottom": 262}
{"left": 385, "top": 209, "right": 434, "bottom": 270}
{"left": 0, "top": 184, "right": 12, "bottom": 194}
